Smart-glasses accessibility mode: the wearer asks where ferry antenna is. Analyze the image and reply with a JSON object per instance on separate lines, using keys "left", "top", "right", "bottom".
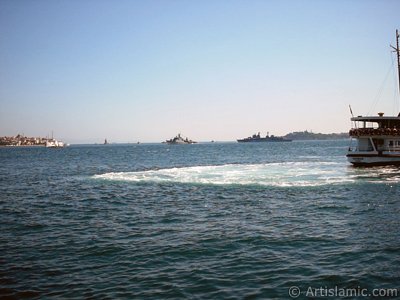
{"left": 390, "top": 29, "right": 400, "bottom": 100}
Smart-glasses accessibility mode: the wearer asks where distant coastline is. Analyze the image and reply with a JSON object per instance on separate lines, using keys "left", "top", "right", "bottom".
{"left": 0, "top": 134, "right": 53, "bottom": 147}
{"left": 283, "top": 131, "right": 349, "bottom": 140}
{"left": 0, "top": 131, "right": 349, "bottom": 146}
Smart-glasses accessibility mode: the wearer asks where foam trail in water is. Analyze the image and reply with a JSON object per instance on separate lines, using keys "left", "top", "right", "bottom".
{"left": 93, "top": 162, "right": 360, "bottom": 187}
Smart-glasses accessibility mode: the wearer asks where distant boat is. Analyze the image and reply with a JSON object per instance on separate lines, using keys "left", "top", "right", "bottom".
{"left": 104, "top": 138, "right": 108, "bottom": 145}
{"left": 45, "top": 131, "right": 66, "bottom": 148}
{"left": 237, "top": 132, "right": 292, "bottom": 143}
{"left": 45, "top": 139, "right": 65, "bottom": 148}
{"left": 163, "top": 133, "right": 197, "bottom": 144}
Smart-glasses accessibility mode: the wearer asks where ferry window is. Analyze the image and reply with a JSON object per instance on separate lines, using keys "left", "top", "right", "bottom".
{"left": 389, "top": 141, "right": 394, "bottom": 146}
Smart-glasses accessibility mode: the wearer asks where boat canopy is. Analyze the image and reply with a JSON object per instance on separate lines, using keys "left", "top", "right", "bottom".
{"left": 351, "top": 116, "right": 400, "bottom": 127}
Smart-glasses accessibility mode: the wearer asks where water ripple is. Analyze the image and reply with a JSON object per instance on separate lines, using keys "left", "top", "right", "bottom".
{"left": 1, "top": 143, "right": 399, "bottom": 298}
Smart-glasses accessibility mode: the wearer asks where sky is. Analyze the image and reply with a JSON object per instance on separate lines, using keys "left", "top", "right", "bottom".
{"left": 0, "top": 0, "right": 399, "bottom": 143}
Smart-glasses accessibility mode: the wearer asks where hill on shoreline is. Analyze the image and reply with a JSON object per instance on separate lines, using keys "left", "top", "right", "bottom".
{"left": 283, "top": 130, "right": 349, "bottom": 140}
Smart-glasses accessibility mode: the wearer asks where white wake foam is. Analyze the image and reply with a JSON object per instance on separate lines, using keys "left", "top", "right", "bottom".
{"left": 93, "top": 162, "right": 358, "bottom": 187}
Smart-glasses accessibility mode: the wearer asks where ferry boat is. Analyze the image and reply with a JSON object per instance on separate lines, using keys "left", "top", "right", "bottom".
{"left": 347, "top": 30, "right": 400, "bottom": 166}
{"left": 237, "top": 132, "right": 292, "bottom": 143}
{"left": 163, "top": 133, "right": 197, "bottom": 144}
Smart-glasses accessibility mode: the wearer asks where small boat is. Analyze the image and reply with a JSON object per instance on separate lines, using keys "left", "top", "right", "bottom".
{"left": 347, "top": 30, "right": 400, "bottom": 166}
{"left": 45, "top": 139, "right": 65, "bottom": 148}
{"left": 163, "top": 133, "right": 196, "bottom": 144}
{"left": 237, "top": 132, "right": 292, "bottom": 143}
{"left": 104, "top": 138, "right": 108, "bottom": 145}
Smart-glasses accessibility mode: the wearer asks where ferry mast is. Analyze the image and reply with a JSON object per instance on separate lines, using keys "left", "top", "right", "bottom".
{"left": 391, "top": 29, "right": 400, "bottom": 98}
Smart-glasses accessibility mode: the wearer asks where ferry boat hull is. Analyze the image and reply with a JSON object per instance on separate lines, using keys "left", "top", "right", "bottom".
{"left": 347, "top": 152, "right": 400, "bottom": 166}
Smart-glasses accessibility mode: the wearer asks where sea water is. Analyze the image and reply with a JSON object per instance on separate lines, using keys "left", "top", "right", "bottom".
{"left": 0, "top": 140, "right": 399, "bottom": 299}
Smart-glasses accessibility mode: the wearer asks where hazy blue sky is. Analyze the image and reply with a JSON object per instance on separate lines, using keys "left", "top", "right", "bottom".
{"left": 1, "top": 0, "right": 399, "bottom": 143}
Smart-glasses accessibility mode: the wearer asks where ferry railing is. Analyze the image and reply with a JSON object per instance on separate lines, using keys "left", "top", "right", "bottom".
{"left": 349, "top": 128, "right": 400, "bottom": 136}
{"left": 386, "top": 146, "right": 400, "bottom": 152}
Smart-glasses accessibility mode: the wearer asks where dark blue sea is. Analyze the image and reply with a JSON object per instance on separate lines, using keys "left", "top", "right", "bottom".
{"left": 1, "top": 140, "right": 399, "bottom": 299}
